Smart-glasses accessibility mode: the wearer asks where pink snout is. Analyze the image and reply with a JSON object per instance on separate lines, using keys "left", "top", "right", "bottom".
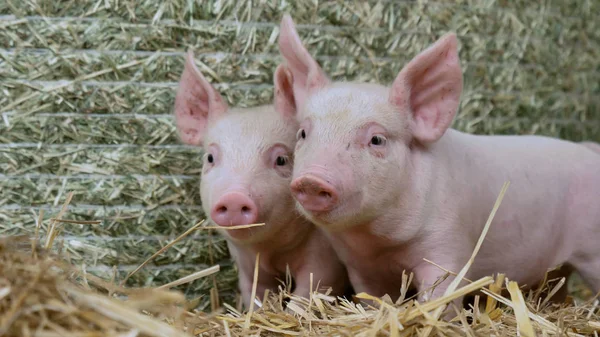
{"left": 290, "top": 175, "right": 339, "bottom": 212}
{"left": 211, "top": 192, "right": 258, "bottom": 227}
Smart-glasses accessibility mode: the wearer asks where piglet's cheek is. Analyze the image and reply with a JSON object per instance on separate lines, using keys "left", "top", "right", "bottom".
{"left": 370, "top": 145, "right": 388, "bottom": 158}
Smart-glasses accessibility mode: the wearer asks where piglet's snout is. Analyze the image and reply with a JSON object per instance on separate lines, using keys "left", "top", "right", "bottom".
{"left": 291, "top": 175, "right": 339, "bottom": 212}
{"left": 211, "top": 192, "right": 258, "bottom": 227}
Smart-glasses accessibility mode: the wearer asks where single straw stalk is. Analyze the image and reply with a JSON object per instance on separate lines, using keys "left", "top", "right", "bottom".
{"left": 508, "top": 280, "right": 537, "bottom": 337}
{"left": 121, "top": 219, "right": 206, "bottom": 285}
{"left": 243, "top": 253, "right": 261, "bottom": 332}
{"left": 156, "top": 265, "right": 221, "bottom": 290}
{"left": 44, "top": 191, "right": 74, "bottom": 249}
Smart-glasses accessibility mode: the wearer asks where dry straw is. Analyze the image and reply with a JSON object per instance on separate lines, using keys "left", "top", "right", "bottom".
{"left": 2, "top": 183, "right": 600, "bottom": 336}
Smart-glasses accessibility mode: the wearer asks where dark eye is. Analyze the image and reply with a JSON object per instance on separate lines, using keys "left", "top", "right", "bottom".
{"left": 275, "top": 156, "right": 288, "bottom": 166}
{"left": 207, "top": 154, "right": 214, "bottom": 163}
{"left": 370, "top": 135, "right": 386, "bottom": 146}
{"left": 296, "top": 129, "right": 306, "bottom": 140}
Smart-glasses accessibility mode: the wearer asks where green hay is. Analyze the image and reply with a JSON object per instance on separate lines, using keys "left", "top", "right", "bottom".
{"left": 1, "top": 0, "right": 599, "bottom": 311}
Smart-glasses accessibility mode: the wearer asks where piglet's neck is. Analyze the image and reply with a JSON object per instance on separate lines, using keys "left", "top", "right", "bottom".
{"left": 335, "top": 202, "right": 427, "bottom": 259}
{"left": 233, "top": 217, "right": 315, "bottom": 277}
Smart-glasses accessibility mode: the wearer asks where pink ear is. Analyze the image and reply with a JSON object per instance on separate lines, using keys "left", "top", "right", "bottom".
{"left": 390, "top": 33, "right": 463, "bottom": 143}
{"left": 278, "top": 14, "right": 330, "bottom": 110}
{"left": 273, "top": 64, "right": 297, "bottom": 119}
{"left": 173, "top": 50, "right": 228, "bottom": 145}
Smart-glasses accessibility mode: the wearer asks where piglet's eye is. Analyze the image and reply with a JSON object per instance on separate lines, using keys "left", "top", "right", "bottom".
{"left": 370, "top": 135, "right": 386, "bottom": 146}
{"left": 296, "top": 129, "right": 306, "bottom": 140}
{"left": 207, "top": 154, "right": 214, "bottom": 163}
{"left": 275, "top": 156, "right": 288, "bottom": 166}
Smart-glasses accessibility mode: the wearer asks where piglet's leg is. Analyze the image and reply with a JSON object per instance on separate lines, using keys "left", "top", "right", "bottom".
{"left": 414, "top": 263, "right": 465, "bottom": 321}
{"left": 282, "top": 268, "right": 311, "bottom": 315}
{"left": 572, "top": 258, "right": 600, "bottom": 297}
{"left": 297, "top": 254, "right": 350, "bottom": 296}
{"left": 291, "top": 233, "right": 350, "bottom": 300}
{"left": 238, "top": 275, "right": 253, "bottom": 309}
{"left": 286, "top": 259, "right": 349, "bottom": 315}
{"left": 238, "top": 266, "right": 278, "bottom": 311}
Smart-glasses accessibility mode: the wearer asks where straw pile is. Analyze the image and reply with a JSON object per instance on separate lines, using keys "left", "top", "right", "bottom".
{"left": 1, "top": 191, "right": 600, "bottom": 336}
{"left": 1, "top": 0, "right": 599, "bottom": 326}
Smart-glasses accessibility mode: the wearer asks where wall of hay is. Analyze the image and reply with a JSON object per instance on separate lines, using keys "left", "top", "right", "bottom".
{"left": 1, "top": 1, "right": 598, "bottom": 309}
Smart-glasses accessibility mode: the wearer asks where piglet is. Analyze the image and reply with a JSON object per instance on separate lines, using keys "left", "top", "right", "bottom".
{"left": 173, "top": 51, "right": 349, "bottom": 309}
{"left": 277, "top": 14, "right": 600, "bottom": 316}
{"left": 581, "top": 141, "right": 600, "bottom": 154}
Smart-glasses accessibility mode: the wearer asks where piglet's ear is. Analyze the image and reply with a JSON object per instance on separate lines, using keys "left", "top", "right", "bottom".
{"left": 390, "top": 33, "right": 463, "bottom": 144}
{"left": 278, "top": 14, "right": 330, "bottom": 111}
{"left": 273, "top": 64, "right": 297, "bottom": 119}
{"left": 173, "top": 50, "right": 228, "bottom": 146}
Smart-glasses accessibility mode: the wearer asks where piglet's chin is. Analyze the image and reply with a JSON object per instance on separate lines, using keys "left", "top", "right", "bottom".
{"left": 294, "top": 193, "right": 365, "bottom": 232}
{"left": 295, "top": 201, "right": 327, "bottom": 223}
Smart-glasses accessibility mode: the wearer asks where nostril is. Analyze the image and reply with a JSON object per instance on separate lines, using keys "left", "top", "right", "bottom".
{"left": 319, "top": 191, "right": 331, "bottom": 198}
{"left": 217, "top": 206, "right": 227, "bottom": 214}
{"left": 241, "top": 206, "right": 250, "bottom": 213}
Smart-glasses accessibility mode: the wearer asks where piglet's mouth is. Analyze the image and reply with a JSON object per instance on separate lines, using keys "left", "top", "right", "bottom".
{"left": 216, "top": 222, "right": 266, "bottom": 229}
{"left": 295, "top": 202, "right": 344, "bottom": 231}
{"left": 214, "top": 220, "right": 267, "bottom": 242}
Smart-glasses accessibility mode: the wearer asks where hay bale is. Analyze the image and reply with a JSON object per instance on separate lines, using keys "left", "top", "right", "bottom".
{"left": 1, "top": 0, "right": 599, "bottom": 310}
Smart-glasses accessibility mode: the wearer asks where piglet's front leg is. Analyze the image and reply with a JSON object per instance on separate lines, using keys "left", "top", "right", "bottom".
{"left": 286, "top": 258, "right": 349, "bottom": 314}
{"left": 414, "top": 263, "right": 465, "bottom": 321}
{"left": 238, "top": 265, "right": 279, "bottom": 310}
{"left": 302, "top": 263, "right": 349, "bottom": 295}
{"left": 296, "top": 248, "right": 349, "bottom": 298}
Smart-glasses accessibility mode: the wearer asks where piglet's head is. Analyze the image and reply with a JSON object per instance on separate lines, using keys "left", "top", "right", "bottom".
{"left": 278, "top": 15, "right": 463, "bottom": 230}
{"left": 174, "top": 50, "right": 299, "bottom": 243}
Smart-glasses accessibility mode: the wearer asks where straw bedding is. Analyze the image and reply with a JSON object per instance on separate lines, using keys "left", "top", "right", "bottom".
{"left": 1, "top": 194, "right": 600, "bottom": 336}
{"left": 1, "top": 0, "right": 599, "bottom": 335}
